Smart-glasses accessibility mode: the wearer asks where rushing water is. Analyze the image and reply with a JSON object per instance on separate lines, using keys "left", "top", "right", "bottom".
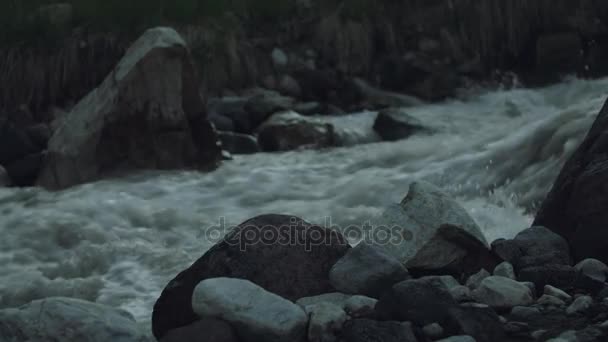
{"left": 0, "top": 77, "right": 606, "bottom": 333}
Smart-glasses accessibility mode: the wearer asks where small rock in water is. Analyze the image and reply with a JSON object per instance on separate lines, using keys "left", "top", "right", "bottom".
{"left": 466, "top": 268, "right": 491, "bottom": 289}
{"left": 341, "top": 319, "right": 418, "bottom": 342}
{"left": 574, "top": 258, "right": 608, "bottom": 283}
{"left": 494, "top": 262, "right": 516, "bottom": 280}
{"left": 423, "top": 323, "right": 444, "bottom": 339}
{"left": 329, "top": 243, "right": 410, "bottom": 298}
{"left": 192, "top": 278, "right": 307, "bottom": 342}
{"left": 0, "top": 297, "right": 147, "bottom": 342}
{"left": 566, "top": 295, "right": 593, "bottom": 315}
{"left": 304, "top": 302, "right": 347, "bottom": 342}
{"left": 544, "top": 285, "right": 572, "bottom": 302}
{"left": 472, "top": 276, "right": 534, "bottom": 310}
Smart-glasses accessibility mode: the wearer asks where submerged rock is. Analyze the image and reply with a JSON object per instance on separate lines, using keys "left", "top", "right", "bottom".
{"left": 365, "top": 181, "right": 496, "bottom": 276}
{"left": 192, "top": 278, "right": 307, "bottom": 342}
{"left": 0, "top": 297, "right": 148, "bottom": 342}
{"left": 152, "top": 214, "right": 349, "bottom": 339}
{"left": 373, "top": 108, "right": 428, "bottom": 141}
{"left": 37, "top": 27, "right": 221, "bottom": 189}
{"left": 257, "top": 111, "right": 335, "bottom": 151}
{"left": 534, "top": 98, "right": 608, "bottom": 263}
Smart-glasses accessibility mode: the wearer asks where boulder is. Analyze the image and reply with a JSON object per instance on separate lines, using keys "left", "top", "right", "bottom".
{"left": 566, "top": 296, "right": 593, "bottom": 315}
{"left": 447, "top": 303, "right": 506, "bottom": 342}
{"left": 471, "top": 276, "right": 534, "bottom": 310}
{"left": 0, "top": 119, "right": 38, "bottom": 166}
{"left": 373, "top": 108, "right": 428, "bottom": 141}
{"left": 5, "top": 152, "right": 44, "bottom": 186}
{"left": 376, "top": 278, "right": 458, "bottom": 326}
{"left": 0, "top": 165, "right": 10, "bottom": 187}
{"left": 209, "top": 114, "right": 235, "bottom": 132}
{"left": 257, "top": 111, "right": 336, "bottom": 152}
{"left": 365, "top": 181, "right": 496, "bottom": 276}
{"left": 217, "top": 132, "right": 260, "bottom": 155}
{"left": 344, "top": 296, "right": 378, "bottom": 319}
{"left": 533, "top": 98, "right": 608, "bottom": 263}
{"left": 296, "top": 293, "right": 352, "bottom": 309}
{"left": 544, "top": 285, "right": 572, "bottom": 302}
{"left": 340, "top": 319, "right": 418, "bottom": 342}
{"left": 517, "top": 264, "right": 578, "bottom": 294}
{"left": 493, "top": 262, "right": 516, "bottom": 280}
{"left": 152, "top": 214, "right": 349, "bottom": 339}
{"left": 192, "top": 278, "right": 307, "bottom": 342}
{"left": 329, "top": 243, "right": 410, "bottom": 298}
{"left": 160, "top": 318, "right": 238, "bottom": 342}
{"left": 304, "top": 302, "right": 347, "bottom": 342}
{"left": 537, "top": 294, "right": 566, "bottom": 307}
{"left": 244, "top": 91, "right": 294, "bottom": 127}
{"left": 511, "top": 226, "right": 572, "bottom": 269}
{"left": 37, "top": 27, "right": 221, "bottom": 189}
{"left": 466, "top": 269, "right": 491, "bottom": 290}
{"left": 24, "top": 123, "right": 52, "bottom": 149}
{"left": 207, "top": 96, "right": 250, "bottom": 133}
{"left": 0, "top": 297, "right": 148, "bottom": 342}
{"left": 574, "top": 259, "right": 608, "bottom": 283}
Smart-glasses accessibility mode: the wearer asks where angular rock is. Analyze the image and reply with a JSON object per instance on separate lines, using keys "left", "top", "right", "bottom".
{"left": 38, "top": 27, "right": 221, "bottom": 189}
{"left": 491, "top": 239, "right": 522, "bottom": 266}
{"left": 373, "top": 108, "right": 428, "bottom": 141}
{"left": 160, "top": 318, "right": 238, "bottom": 342}
{"left": 192, "top": 278, "right": 307, "bottom": 342}
{"left": 340, "top": 319, "right": 417, "bottom": 342}
{"left": 304, "top": 302, "right": 347, "bottom": 342}
{"left": 447, "top": 303, "right": 506, "bottom": 342}
{"left": 344, "top": 295, "right": 378, "bottom": 319}
{"left": 365, "top": 181, "right": 496, "bottom": 276}
{"left": 0, "top": 297, "right": 148, "bottom": 342}
{"left": 494, "top": 262, "right": 516, "bottom": 280}
{"left": 217, "top": 131, "right": 260, "bottom": 155}
{"left": 533, "top": 98, "right": 608, "bottom": 263}
{"left": 574, "top": 259, "right": 608, "bottom": 283}
{"left": 257, "top": 111, "right": 335, "bottom": 151}
{"left": 329, "top": 243, "right": 410, "bottom": 298}
{"left": 566, "top": 296, "right": 593, "bottom": 315}
{"left": 0, "top": 165, "right": 10, "bottom": 187}
{"left": 512, "top": 226, "right": 572, "bottom": 269}
{"left": 472, "top": 276, "right": 534, "bottom": 310}
{"left": 466, "top": 269, "right": 491, "bottom": 290}
{"left": 376, "top": 278, "right": 458, "bottom": 326}
{"left": 152, "top": 214, "right": 349, "bottom": 339}
{"left": 537, "top": 295, "right": 566, "bottom": 307}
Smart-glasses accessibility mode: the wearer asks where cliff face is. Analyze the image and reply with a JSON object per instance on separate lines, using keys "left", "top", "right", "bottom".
{"left": 2, "top": 0, "right": 608, "bottom": 115}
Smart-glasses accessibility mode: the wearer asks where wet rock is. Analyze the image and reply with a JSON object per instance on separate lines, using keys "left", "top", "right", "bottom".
{"left": 340, "top": 319, "right": 417, "bottom": 342}
{"left": 373, "top": 108, "right": 428, "bottom": 141}
{"left": 209, "top": 114, "right": 235, "bottom": 132}
{"left": 217, "top": 132, "right": 260, "bottom": 155}
{"left": 257, "top": 111, "right": 335, "bottom": 151}
{"left": 366, "top": 181, "right": 496, "bottom": 277}
{"left": 466, "top": 269, "right": 491, "bottom": 290}
{"left": 160, "top": 318, "right": 238, "bottom": 342}
{"left": 472, "top": 276, "right": 534, "bottom": 310}
{"left": 423, "top": 323, "right": 445, "bottom": 339}
{"left": 566, "top": 296, "right": 593, "bottom": 315}
{"left": 38, "top": 27, "right": 221, "bottom": 189}
{"left": 544, "top": 285, "right": 572, "bottom": 302}
{"left": 376, "top": 278, "right": 457, "bottom": 326}
{"left": 0, "top": 297, "right": 148, "bottom": 342}
{"left": 304, "top": 302, "right": 347, "bottom": 342}
{"left": 5, "top": 152, "right": 44, "bottom": 187}
{"left": 152, "top": 214, "right": 349, "bottom": 339}
{"left": 574, "top": 259, "right": 608, "bottom": 283}
{"left": 491, "top": 239, "right": 522, "bottom": 266}
{"left": 533, "top": 98, "right": 608, "bottom": 264}
{"left": 192, "top": 278, "right": 307, "bottom": 342}
{"left": 0, "top": 165, "right": 10, "bottom": 187}
{"left": 494, "top": 262, "right": 516, "bottom": 280}
{"left": 512, "top": 226, "right": 572, "bottom": 269}
{"left": 329, "top": 243, "right": 410, "bottom": 298}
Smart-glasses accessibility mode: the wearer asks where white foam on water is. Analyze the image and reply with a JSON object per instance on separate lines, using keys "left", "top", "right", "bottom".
{"left": 0, "top": 77, "right": 606, "bottom": 334}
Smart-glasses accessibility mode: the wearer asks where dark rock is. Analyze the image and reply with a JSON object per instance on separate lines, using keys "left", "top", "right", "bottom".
{"left": 575, "top": 259, "right": 608, "bottom": 283}
{"left": 217, "top": 132, "right": 260, "bottom": 155}
{"left": 491, "top": 239, "right": 522, "bottom": 266}
{"left": 517, "top": 264, "right": 578, "bottom": 294}
{"left": 329, "top": 244, "right": 410, "bottom": 298}
{"left": 257, "top": 111, "right": 335, "bottom": 152}
{"left": 5, "top": 152, "right": 44, "bottom": 187}
{"left": 376, "top": 278, "right": 457, "bottom": 326}
{"left": 160, "top": 318, "right": 238, "bottom": 342}
{"left": 293, "top": 102, "right": 324, "bottom": 116}
{"left": 533, "top": 98, "right": 608, "bottom": 264}
{"left": 244, "top": 91, "right": 294, "bottom": 127}
{"left": 0, "top": 165, "right": 10, "bottom": 187}
{"left": 340, "top": 319, "right": 417, "bottom": 342}
{"left": 209, "top": 114, "right": 235, "bottom": 132}
{"left": 0, "top": 119, "right": 38, "bottom": 165}
{"left": 373, "top": 108, "right": 428, "bottom": 141}
{"left": 24, "top": 123, "right": 51, "bottom": 150}
{"left": 446, "top": 303, "right": 506, "bottom": 342}
{"left": 152, "top": 214, "right": 349, "bottom": 339}
{"left": 37, "top": 27, "right": 222, "bottom": 189}
{"left": 512, "top": 226, "right": 571, "bottom": 269}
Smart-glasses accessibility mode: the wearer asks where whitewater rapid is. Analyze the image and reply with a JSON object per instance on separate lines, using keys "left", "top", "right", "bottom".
{"left": 0, "top": 77, "right": 605, "bottom": 333}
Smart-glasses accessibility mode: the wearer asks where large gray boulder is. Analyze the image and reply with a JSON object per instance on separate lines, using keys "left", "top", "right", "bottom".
{"left": 0, "top": 297, "right": 148, "bottom": 342}
{"left": 152, "top": 214, "right": 349, "bottom": 339}
{"left": 192, "top": 278, "right": 307, "bottom": 342}
{"left": 534, "top": 98, "right": 608, "bottom": 263}
{"left": 37, "top": 27, "right": 221, "bottom": 189}
{"left": 365, "top": 181, "right": 496, "bottom": 276}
